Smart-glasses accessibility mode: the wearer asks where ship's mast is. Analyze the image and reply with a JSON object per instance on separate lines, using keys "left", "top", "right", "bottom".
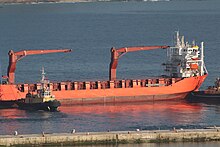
{"left": 200, "top": 42, "right": 204, "bottom": 76}
{"left": 41, "top": 67, "right": 45, "bottom": 83}
{"left": 175, "top": 31, "right": 181, "bottom": 48}
{"left": 40, "top": 67, "right": 47, "bottom": 91}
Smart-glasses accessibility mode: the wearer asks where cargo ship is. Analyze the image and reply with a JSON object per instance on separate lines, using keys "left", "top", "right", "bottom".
{"left": 0, "top": 32, "right": 208, "bottom": 106}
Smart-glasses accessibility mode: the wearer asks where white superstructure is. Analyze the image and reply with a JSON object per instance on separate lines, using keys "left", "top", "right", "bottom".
{"left": 164, "top": 31, "right": 207, "bottom": 78}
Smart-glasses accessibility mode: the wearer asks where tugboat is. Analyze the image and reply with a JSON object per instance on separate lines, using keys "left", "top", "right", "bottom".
{"left": 187, "top": 78, "right": 220, "bottom": 103}
{"left": 16, "top": 67, "right": 61, "bottom": 111}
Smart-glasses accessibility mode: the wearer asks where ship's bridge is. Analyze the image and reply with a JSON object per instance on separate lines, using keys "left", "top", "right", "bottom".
{"left": 164, "top": 32, "right": 206, "bottom": 78}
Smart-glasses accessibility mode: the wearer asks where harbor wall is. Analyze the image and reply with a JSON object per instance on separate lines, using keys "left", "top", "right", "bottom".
{"left": 1, "top": 128, "right": 220, "bottom": 146}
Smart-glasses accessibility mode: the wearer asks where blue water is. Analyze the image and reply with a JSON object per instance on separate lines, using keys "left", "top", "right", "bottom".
{"left": 0, "top": 0, "right": 220, "bottom": 86}
{"left": 0, "top": 1, "right": 220, "bottom": 146}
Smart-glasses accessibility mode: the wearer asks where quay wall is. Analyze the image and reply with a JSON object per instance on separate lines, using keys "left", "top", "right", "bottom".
{"left": 1, "top": 129, "right": 220, "bottom": 146}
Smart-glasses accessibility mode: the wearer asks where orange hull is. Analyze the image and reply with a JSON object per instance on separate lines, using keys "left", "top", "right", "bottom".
{"left": 0, "top": 74, "right": 207, "bottom": 105}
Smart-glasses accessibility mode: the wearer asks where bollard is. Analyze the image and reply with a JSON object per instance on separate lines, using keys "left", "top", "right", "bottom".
{"left": 173, "top": 127, "right": 177, "bottom": 133}
{"left": 71, "top": 129, "right": 76, "bottom": 134}
{"left": 14, "top": 131, "right": 18, "bottom": 136}
{"left": 42, "top": 132, "right": 45, "bottom": 137}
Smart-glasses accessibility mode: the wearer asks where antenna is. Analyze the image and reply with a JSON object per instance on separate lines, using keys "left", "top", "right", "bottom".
{"left": 40, "top": 67, "right": 46, "bottom": 84}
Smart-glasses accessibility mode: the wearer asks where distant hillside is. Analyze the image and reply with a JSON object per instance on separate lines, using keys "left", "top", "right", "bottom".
{"left": 0, "top": 0, "right": 208, "bottom": 4}
{"left": 0, "top": 0, "right": 91, "bottom": 3}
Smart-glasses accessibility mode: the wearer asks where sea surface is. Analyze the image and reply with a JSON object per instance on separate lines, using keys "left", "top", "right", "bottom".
{"left": 0, "top": 0, "right": 220, "bottom": 146}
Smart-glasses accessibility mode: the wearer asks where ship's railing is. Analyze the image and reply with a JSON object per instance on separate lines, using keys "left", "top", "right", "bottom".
{"left": 16, "top": 78, "right": 182, "bottom": 93}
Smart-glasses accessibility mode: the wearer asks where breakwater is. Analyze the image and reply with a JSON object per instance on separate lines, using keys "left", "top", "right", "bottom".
{"left": 1, "top": 128, "right": 220, "bottom": 146}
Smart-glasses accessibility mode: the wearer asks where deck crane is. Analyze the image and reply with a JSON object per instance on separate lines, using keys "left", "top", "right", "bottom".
{"left": 109, "top": 46, "right": 170, "bottom": 81}
{"left": 7, "top": 49, "right": 72, "bottom": 84}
